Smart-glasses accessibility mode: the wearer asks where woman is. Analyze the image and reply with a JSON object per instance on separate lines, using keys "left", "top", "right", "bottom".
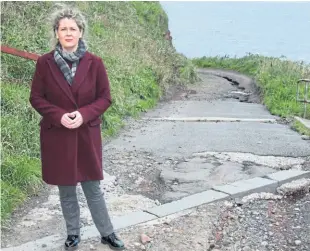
{"left": 29, "top": 6, "right": 125, "bottom": 251}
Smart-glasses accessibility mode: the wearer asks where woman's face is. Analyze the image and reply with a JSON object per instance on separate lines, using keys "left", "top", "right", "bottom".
{"left": 56, "top": 18, "right": 82, "bottom": 52}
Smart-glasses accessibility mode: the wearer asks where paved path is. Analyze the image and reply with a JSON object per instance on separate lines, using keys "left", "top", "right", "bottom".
{"left": 107, "top": 70, "right": 310, "bottom": 201}
{"left": 144, "top": 100, "right": 276, "bottom": 119}
{"left": 110, "top": 119, "right": 309, "bottom": 157}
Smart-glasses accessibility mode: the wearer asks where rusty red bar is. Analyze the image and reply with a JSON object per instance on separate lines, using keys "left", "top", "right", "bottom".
{"left": 1, "top": 45, "right": 40, "bottom": 61}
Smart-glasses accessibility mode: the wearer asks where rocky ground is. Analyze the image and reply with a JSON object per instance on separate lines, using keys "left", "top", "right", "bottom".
{"left": 212, "top": 193, "right": 310, "bottom": 251}
{"left": 56, "top": 182, "right": 310, "bottom": 251}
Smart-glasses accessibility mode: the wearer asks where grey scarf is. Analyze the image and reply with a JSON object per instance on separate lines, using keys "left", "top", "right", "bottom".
{"left": 54, "top": 39, "right": 87, "bottom": 85}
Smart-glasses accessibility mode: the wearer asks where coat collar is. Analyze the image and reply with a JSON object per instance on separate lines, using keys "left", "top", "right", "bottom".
{"left": 47, "top": 51, "right": 92, "bottom": 105}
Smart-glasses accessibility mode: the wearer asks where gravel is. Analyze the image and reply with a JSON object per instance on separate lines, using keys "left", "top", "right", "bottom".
{"left": 62, "top": 190, "right": 310, "bottom": 251}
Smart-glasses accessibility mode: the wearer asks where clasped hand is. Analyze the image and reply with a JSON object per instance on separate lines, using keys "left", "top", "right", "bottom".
{"left": 61, "top": 111, "right": 83, "bottom": 129}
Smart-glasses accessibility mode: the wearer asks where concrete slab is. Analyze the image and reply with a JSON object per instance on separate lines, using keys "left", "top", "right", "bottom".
{"left": 112, "top": 211, "right": 158, "bottom": 229}
{"left": 144, "top": 117, "right": 276, "bottom": 123}
{"left": 146, "top": 190, "right": 228, "bottom": 217}
{"left": 145, "top": 100, "right": 277, "bottom": 120}
{"left": 79, "top": 211, "right": 157, "bottom": 241}
{"left": 111, "top": 121, "right": 310, "bottom": 157}
{"left": 1, "top": 233, "right": 62, "bottom": 251}
{"left": 213, "top": 177, "right": 278, "bottom": 198}
{"left": 266, "top": 170, "right": 310, "bottom": 186}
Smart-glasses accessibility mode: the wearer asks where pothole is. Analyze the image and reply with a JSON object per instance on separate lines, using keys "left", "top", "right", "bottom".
{"left": 103, "top": 150, "right": 307, "bottom": 204}
{"left": 159, "top": 152, "right": 306, "bottom": 202}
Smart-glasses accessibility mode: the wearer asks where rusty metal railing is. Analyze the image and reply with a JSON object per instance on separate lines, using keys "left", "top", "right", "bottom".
{"left": 297, "top": 79, "right": 310, "bottom": 118}
{"left": 1, "top": 45, "right": 40, "bottom": 61}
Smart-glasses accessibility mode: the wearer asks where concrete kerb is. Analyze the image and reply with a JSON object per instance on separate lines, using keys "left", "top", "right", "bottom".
{"left": 3, "top": 170, "right": 310, "bottom": 251}
{"left": 265, "top": 170, "right": 310, "bottom": 186}
{"left": 212, "top": 177, "right": 278, "bottom": 198}
{"left": 145, "top": 189, "right": 228, "bottom": 218}
{"left": 294, "top": 116, "right": 310, "bottom": 129}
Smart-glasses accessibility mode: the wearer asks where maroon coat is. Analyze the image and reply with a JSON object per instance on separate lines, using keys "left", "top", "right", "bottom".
{"left": 30, "top": 51, "right": 112, "bottom": 185}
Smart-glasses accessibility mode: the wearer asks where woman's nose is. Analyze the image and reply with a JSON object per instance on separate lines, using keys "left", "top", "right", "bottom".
{"left": 66, "top": 29, "right": 72, "bottom": 35}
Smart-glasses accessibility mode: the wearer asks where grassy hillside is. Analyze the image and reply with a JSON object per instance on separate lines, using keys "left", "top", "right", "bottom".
{"left": 193, "top": 54, "right": 310, "bottom": 120}
{"left": 1, "top": 1, "right": 198, "bottom": 223}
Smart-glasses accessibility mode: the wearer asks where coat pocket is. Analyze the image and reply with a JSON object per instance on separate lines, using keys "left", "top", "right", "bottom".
{"left": 40, "top": 120, "right": 53, "bottom": 130}
{"left": 88, "top": 118, "right": 101, "bottom": 127}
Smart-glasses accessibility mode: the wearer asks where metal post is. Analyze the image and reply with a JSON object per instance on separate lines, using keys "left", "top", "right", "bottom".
{"left": 297, "top": 79, "right": 310, "bottom": 118}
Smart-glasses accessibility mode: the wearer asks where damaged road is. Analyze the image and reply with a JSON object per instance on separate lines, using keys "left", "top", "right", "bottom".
{"left": 105, "top": 69, "right": 310, "bottom": 202}
{"left": 2, "top": 69, "right": 310, "bottom": 250}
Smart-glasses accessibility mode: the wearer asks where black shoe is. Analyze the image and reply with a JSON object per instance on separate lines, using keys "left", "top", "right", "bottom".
{"left": 64, "top": 235, "right": 80, "bottom": 250}
{"left": 101, "top": 232, "right": 125, "bottom": 250}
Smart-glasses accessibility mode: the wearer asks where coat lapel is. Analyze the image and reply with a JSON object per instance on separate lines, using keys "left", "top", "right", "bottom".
{"left": 47, "top": 54, "right": 76, "bottom": 105}
{"left": 71, "top": 52, "right": 92, "bottom": 93}
{"left": 46, "top": 52, "right": 92, "bottom": 105}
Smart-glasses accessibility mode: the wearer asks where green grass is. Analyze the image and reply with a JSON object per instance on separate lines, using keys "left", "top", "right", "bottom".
{"left": 1, "top": 154, "right": 42, "bottom": 194}
{"left": 1, "top": 82, "right": 43, "bottom": 223}
{"left": 193, "top": 54, "right": 310, "bottom": 119}
{"left": 1, "top": 1, "right": 198, "bottom": 224}
{"left": 1, "top": 181, "right": 26, "bottom": 222}
{"left": 292, "top": 119, "right": 310, "bottom": 137}
{"left": 1, "top": 83, "right": 41, "bottom": 158}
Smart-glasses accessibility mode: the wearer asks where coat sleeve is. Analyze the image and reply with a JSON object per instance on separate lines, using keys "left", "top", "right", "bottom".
{"left": 78, "top": 58, "right": 112, "bottom": 124}
{"left": 29, "top": 57, "right": 66, "bottom": 127}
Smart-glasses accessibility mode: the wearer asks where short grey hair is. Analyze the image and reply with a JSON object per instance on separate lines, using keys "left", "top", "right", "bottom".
{"left": 49, "top": 4, "right": 88, "bottom": 49}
